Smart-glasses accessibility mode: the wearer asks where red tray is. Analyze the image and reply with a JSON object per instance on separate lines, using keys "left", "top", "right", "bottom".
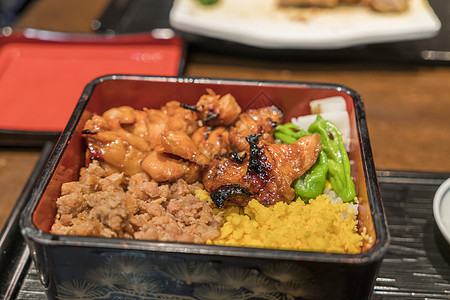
{"left": 0, "top": 29, "right": 185, "bottom": 134}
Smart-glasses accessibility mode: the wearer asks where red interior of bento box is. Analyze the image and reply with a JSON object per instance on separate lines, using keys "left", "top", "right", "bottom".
{"left": 0, "top": 31, "right": 184, "bottom": 132}
{"left": 32, "top": 77, "right": 376, "bottom": 252}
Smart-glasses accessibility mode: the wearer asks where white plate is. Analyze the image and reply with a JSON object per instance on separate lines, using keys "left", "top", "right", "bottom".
{"left": 170, "top": 0, "right": 441, "bottom": 49}
{"left": 433, "top": 178, "right": 450, "bottom": 244}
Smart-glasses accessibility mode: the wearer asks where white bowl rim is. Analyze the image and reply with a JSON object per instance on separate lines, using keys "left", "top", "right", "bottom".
{"left": 433, "top": 177, "right": 450, "bottom": 244}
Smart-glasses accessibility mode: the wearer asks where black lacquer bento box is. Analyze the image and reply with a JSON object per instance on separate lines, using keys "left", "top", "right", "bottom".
{"left": 20, "top": 75, "right": 389, "bottom": 300}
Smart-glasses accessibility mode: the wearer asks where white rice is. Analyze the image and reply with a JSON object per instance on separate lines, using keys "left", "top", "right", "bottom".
{"left": 324, "top": 188, "right": 359, "bottom": 221}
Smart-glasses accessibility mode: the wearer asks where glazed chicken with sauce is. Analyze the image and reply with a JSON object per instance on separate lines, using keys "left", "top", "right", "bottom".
{"left": 279, "top": 0, "right": 409, "bottom": 12}
{"left": 229, "top": 105, "right": 283, "bottom": 152}
{"left": 195, "top": 88, "right": 242, "bottom": 126}
{"left": 203, "top": 133, "right": 321, "bottom": 207}
{"left": 82, "top": 89, "right": 320, "bottom": 208}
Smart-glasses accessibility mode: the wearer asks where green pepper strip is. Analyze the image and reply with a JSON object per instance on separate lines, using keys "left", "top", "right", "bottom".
{"left": 197, "top": 0, "right": 219, "bottom": 5}
{"left": 274, "top": 123, "right": 329, "bottom": 203}
{"left": 308, "top": 115, "right": 356, "bottom": 202}
{"left": 274, "top": 123, "right": 309, "bottom": 144}
{"left": 292, "top": 150, "right": 328, "bottom": 202}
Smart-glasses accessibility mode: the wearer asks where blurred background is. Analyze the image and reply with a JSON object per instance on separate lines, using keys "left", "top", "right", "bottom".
{"left": 0, "top": 0, "right": 449, "bottom": 299}
{"left": 0, "top": 0, "right": 32, "bottom": 27}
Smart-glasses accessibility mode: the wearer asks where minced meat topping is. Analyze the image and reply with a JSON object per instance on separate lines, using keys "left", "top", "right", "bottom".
{"left": 51, "top": 161, "right": 223, "bottom": 243}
